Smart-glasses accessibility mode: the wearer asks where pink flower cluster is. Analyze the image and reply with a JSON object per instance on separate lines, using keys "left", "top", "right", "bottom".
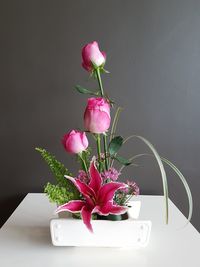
{"left": 121, "top": 180, "right": 140, "bottom": 196}
{"left": 101, "top": 167, "right": 121, "bottom": 181}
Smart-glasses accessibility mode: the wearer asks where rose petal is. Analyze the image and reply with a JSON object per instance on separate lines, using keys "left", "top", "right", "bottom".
{"left": 82, "top": 62, "right": 92, "bottom": 72}
{"left": 101, "top": 51, "right": 106, "bottom": 61}
{"left": 84, "top": 109, "right": 111, "bottom": 134}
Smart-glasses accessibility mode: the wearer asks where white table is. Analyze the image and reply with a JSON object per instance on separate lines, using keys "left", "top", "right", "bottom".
{"left": 0, "top": 193, "right": 200, "bottom": 267}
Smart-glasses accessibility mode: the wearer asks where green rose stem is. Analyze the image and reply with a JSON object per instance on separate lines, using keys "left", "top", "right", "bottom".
{"left": 96, "top": 68, "right": 104, "bottom": 96}
{"left": 78, "top": 152, "right": 88, "bottom": 174}
{"left": 96, "top": 68, "right": 109, "bottom": 170}
{"left": 96, "top": 134, "right": 102, "bottom": 172}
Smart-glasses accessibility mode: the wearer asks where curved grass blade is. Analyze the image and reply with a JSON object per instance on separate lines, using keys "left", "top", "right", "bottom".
{"left": 124, "top": 153, "right": 193, "bottom": 223}
{"left": 122, "top": 135, "right": 169, "bottom": 224}
{"left": 109, "top": 107, "right": 123, "bottom": 142}
{"left": 160, "top": 157, "right": 193, "bottom": 223}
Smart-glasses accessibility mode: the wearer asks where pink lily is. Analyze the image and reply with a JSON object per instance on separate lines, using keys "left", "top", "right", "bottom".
{"left": 56, "top": 161, "right": 128, "bottom": 232}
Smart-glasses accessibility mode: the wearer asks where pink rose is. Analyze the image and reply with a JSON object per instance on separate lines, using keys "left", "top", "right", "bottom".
{"left": 62, "top": 130, "right": 88, "bottom": 154}
{"left": 82, "top": 41, "right": 106, "bottom": 72}
{"left": 84, "top": 97, "right": 111, "bottom": 134}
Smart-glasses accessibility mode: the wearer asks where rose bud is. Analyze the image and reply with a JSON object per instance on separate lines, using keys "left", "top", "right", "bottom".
{"left": 62, "top": 130, "right": 88, "bottom": 154}
{"left": 84, "top": 97, "right": 111, "bottom": 134}
{"left": 82, "top": 41, "right": 106, "bottom": 72}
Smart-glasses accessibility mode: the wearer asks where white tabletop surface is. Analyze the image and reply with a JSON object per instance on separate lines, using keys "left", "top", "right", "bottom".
{"left": 0, "top": 193, "right": 200, "bottom": 267}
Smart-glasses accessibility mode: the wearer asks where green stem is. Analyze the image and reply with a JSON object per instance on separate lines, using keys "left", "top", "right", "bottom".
{"left": 96, "top": 68, "right": 104, "bottom": 96}
{"left": 95, "top": 68, "right": 109, "bottom": 170}
{"left": 79, "top": 152, "right": 88, "bottom": 174}
{"left": 96, "top": 134, "right": 102, "bottom": 172}
{"left": 124, "top": 193, "right": 135, "bottom": 204}
{"left": 103, "top": 134, "right": 108, "bottom": 170}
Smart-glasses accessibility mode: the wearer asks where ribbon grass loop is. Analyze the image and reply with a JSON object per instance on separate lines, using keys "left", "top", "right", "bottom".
{"left": 123, "top": 135, "right": 169, "bottom": 224}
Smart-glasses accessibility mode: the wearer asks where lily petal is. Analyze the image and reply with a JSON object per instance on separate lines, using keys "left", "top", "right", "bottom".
{"left": 89, "top": 161, "right": 102, "bottom": 193}
{"left": 81, "top": 206, "right": 93, "bottom": 233}
{"left": 65, "top": 175, "right": 95, "bottom": 199}
{"left": 96, "top": 201, "right": 128, "bottom": 216}
{"left": 98, "top": 182, "right": 127, "bottom": 203}
{"left": 56, "top": 200, "right": 85, "bottom": 213}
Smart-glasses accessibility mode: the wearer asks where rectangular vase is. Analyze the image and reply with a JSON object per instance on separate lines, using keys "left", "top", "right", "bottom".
{"left": 50, "top": 200, "right": 151, "bottom": 248}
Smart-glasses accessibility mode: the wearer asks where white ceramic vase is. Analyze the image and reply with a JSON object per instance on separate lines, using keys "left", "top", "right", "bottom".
{"left": 50, "top": 200, "right": 151, "bottom": 248}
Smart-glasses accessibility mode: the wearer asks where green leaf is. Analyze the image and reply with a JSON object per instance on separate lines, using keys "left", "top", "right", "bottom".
{"left": 35, "top": 147, "right": 79, "bottom": 198}
{"left": 75, "top": 85, "right": 99, "bottom": 96}
{"left": 102, "top": 68, "right": 110, "bottom": 74}
{"left": 109, "top": 136, "right": 123, "bottom": 156}
{"left": 104, "top": 93, "right": 115, "bottom": 107}
{"left": 114, "top": 155, "right": 131, "bottom": 166}
{"left": 119, "top": 153, "right": 147, "bottom": 172}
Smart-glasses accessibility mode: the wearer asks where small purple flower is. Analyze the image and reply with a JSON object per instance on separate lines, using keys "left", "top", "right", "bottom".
{"left": 120, "top": 180, "right": 140, "bottom": 195}
{"left": 120, "top": 186, "right": 129, "bottom": 194}
{"left": 76, "top": 170, "right": 89, "bottom": 184}
{"left": 127, "top": 180, "right": 140, "bottom": 196}
{"left": 101, "top": 167, "right": 121, "bottom": 181}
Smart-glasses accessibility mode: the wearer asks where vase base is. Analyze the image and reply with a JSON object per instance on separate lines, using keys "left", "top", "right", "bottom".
{"left": 50, "top": 201, "right": 152, "bottom": 248}
{"left": 50, "top": 219, "right": 151, "bottom": 248}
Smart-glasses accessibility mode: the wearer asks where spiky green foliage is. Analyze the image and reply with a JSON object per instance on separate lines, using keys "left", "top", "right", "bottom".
{"left": 35, "top": 147, "right": 79, "bottom": 198}
{"left": 44, "top": 182, "right": 75, "bottom": 205}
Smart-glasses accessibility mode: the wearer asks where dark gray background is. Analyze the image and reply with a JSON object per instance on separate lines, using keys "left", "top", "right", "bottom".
{"left": 1, "top": 0, "right": 200, "bottom": 231}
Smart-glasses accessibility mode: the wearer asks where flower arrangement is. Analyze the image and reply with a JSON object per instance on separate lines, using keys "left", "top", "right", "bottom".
{"left": 36, "top": 41, "right": 193, "bottom": 233}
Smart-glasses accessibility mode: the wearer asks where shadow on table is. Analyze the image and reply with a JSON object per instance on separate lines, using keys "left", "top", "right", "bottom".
{"left": 0, "top": 194, "right": 26, "bottom": 228}
{"left": 2, "top": 225, "right": 53, "bottom": 247}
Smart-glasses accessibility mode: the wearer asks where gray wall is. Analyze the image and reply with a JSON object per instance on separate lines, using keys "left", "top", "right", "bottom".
{"left": 1, "top": 0, "right": 200, "bottom": 231}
